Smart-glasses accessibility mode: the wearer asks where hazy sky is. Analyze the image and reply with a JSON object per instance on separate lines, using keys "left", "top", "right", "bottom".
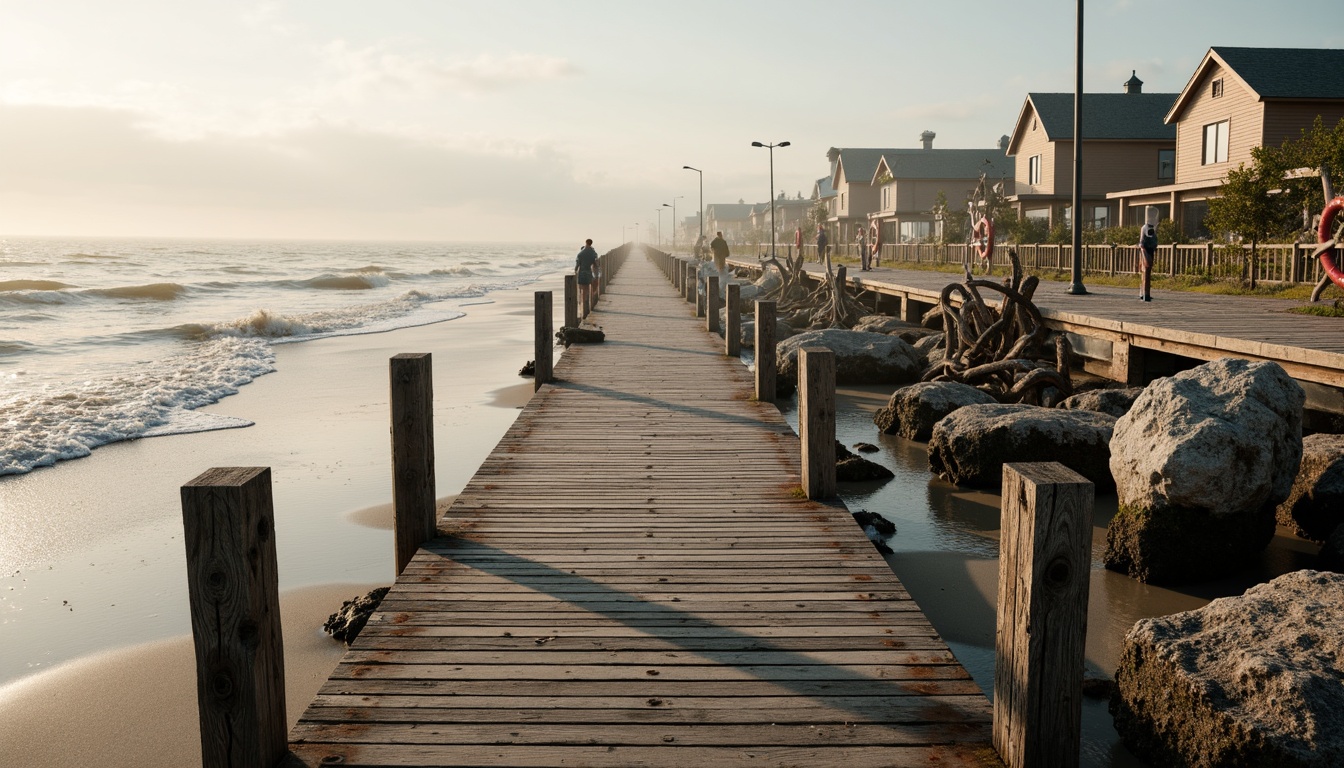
{"left": 1, "top": 1, "right": 1341, "bottom": 243}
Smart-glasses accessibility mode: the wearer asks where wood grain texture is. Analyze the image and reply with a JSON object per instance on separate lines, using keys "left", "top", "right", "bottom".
{"left": 799, "top": 346, "right": 836, "bottom": 500}
{"left": 181, "top": 467, "right": 288, "bottom": 768}
{"left": 288, "top": 251, "right": 996, "bottom": 767}
{"left": 993, "top": 463, "right": 1094, "bottom": 768}
{"left": 390, "top": 354, "right": 436, "bottom": 575}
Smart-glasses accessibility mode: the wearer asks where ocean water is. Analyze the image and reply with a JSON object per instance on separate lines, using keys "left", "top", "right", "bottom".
{"left": 0, "top": 237, "right": 571, "bottom": 475}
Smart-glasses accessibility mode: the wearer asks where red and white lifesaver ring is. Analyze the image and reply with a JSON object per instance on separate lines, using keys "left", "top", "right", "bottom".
{"left": 972, "top": 216, "right": 995, "bottom": 259}
{"left": 1318, "top": 196, "right": 1344, "bottom": 290}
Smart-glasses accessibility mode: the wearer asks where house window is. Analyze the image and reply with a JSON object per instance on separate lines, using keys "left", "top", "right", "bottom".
{"left": 1202, "top": 120, "right": 1229, "bottom": 165}
{"left": 1211, "top": 78, "right": 1224, "bottom": 98}
{"left": 1028, "top": 155, "right": 1042, "bottom": 185}
{"left": 900, "top": 221, "right": 932, "bottom": 243}
{"left": 840, "top": 192, "right": 846, "bottom": 209}
{"left": 1025, "top": 208, "right": 1049, "bottom": 221}
{"left": 882, "top": 187, "right": 889, "bottom": 209}
{"left": 1091, "top": 205, "right": 1110, "bottom": 229}
{"left": 1158, "top": 149, "right": 1175, "bottom": 180}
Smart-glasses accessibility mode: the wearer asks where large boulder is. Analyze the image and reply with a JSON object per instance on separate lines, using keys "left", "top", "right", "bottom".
{"left": 852, "top": 314, "right": 914, "bottom": 335}
{"left": 1276, "top": 433, "right": 1344, "bottom": 542}
{"left": 874, "top": 381, "right": 998, "bottom": 441}
{"left": 776, "top": 329, "right": 920, "bottom": 386}
{"left": 1111, "top": 570, "right": 1344, "bottom": 768}
{"left": 1106, "top": 358, "right": 1305, "bottom": 584}
{"left": 927, "top": 403, "right": 1116, "bottom": 488}
{"left": 1058, "top": 387, "right": 1145, "bottom": 418}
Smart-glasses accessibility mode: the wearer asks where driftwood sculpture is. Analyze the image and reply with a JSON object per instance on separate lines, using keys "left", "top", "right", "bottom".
{"left": 760, "top": 251, "right": 869, "bottom": 328}
{"left": 923, "top": 250, "right": 1073, "bottom": 406}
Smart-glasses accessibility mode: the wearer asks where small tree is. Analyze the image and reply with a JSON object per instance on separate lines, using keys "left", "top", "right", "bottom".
{"left": 1204, "top": 153, "right": 1297, "bottom": 288}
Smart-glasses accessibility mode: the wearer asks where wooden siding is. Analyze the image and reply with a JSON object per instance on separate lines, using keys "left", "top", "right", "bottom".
{"left": 1013, "top": 105, "right": 1056, "bottom": 196}
{"left": 1174, "top": 61, "right": 1263, "bottom": 185}
{"left": 1262, "top": 101, "right": 1344, "bottom": 151}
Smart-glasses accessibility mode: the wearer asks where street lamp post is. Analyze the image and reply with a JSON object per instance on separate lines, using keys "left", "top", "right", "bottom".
{"left": 683, "top": 166, "right": 704, "bottom": 246}
{"left": 662, "top": 203, "right": 674, "bottom": 251}
{"left": 669, "top": 196, "right": 683, "bottom": 254}
{"left": 1067, "top": 0, "right": 1088, "bottom": 295}
{"left": 751, "top": 141, "right": 791, "bottom": 259}
{"left": 655, "top": 208, "right": 665, "bottom": 248}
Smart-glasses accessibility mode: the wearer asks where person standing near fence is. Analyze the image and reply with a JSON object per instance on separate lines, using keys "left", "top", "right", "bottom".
{"left": 575, "top": 238, "right": 599, "bottom": 306}
{"left": 869, "top": 222, "right": 882, "bottom": 269}
{"left": 710, "top": 230, "right": 730, "bottom": 272}
{"left": 794, "top": 226, "right": 803, "bottom": 260}
{"left": 857, "top": 226, "right": 870, "bottom": 271}
{"left": 1138, "top": 207, "right": 1157, "bottom": 302}
{"left": 816, "top": 225, "right": 829, "bottom": 264}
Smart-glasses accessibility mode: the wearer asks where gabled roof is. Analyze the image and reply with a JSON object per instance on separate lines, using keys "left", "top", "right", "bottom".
{"left": 812, "top": 176, "right": 836, "bottom": 200}
{"left": 873, "top": 148, "right": 1012, "bottom": 182}
{"left": 830, "top": 148, "right": 901, "bottom": 189}
{"left": 1006, "top": 92, "right": 1176, "bottom": 155}
{"left": 1166, "top": 47, "right": 1344, "bottom": 123}
{"left": 704, "top": 203, "right": 753, "bottom": 221}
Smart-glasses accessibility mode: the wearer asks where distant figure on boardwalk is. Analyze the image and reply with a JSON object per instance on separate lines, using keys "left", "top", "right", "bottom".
{"left": 710, "top": 230, "right": 730, "bottom": 272}
{"left": 816, "top": 225, "right": 829, "bottom": 264}
{"left": 575, "top": 238, "right": 599, "bottom": 306}
{"left": 857, "top": 227, "right": 870, "bottom": 271}
{"left": 1138, "top": 207, "right": 1157, "bottom": 302}
{"left": 794, "top": 226, "right": 803, "bottom": 260}
{"left": 870, "top": 222, "right": 881, "bottom": 268}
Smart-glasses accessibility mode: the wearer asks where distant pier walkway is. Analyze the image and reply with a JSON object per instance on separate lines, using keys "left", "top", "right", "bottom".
{"left": 286, "top": 251, "right": 998, "bottom": 766}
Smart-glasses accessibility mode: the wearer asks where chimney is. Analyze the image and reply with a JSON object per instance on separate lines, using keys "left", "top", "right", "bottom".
{"left": 920, "top": 130, "right": 936, "bottom": 150}
{"left": 1124, "top": 70, "right": 1144, "bottom": 94}
{"left": 998, "top": 134, "right": 1011, "bottom": 152}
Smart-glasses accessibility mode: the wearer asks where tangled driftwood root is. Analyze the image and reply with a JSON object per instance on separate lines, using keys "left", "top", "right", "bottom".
{"left": 761, "top": 253, "right": 868, "bottom": 329}
{"left": 922, "top": 250, "right": 1073, "bottom": 406}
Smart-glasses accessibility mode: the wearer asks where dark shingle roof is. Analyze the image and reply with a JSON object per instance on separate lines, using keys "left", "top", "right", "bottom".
{"left": 1212, "top": 47, "right": 1344, "bottom": 100}
{"left": 705, "top": 203, "right": 753, "bottom": 221}
{"left": 1028, "top": 93, "right": 1177, "bottom": 141}
{"left": 832, "top": 148, "right": 899, "bottom": 186}
{"left": 877, "top": 148, "right": 1012, "bottom": 181}
{"left": 813, "top": 176, "right": 836, "bottom": 199}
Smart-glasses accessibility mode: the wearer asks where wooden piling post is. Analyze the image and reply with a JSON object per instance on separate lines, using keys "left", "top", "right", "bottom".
{"left": 534, "top": 291, "right": 553, "bottom": 391}
{"left": 180, "top": 466, "right": 288, "bottom": 768}
{"left": 390, "top": 353, "right": 437, "bottom": 575}
{"left": 688, "top": 264, "right": 699, "bottom": 308}
{"left": 994, "top": 462, "right": 1095, "bottom": 768}
{"left": 755, "top": 300, "right": 776, "bottom": 403}
{"left": 725, "top": 283, "right": 741, "bottom": 357}
{"left": 564, "top": 275, "right": 579, "bottom": 329}
{"left": 707, "top": 275, "right": 721, "bottom": 333}
{"left": 798, "top": 346, "right": 836, "bottom": 499}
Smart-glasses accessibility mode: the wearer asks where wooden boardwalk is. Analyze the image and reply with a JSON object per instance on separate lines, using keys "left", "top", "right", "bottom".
{"left": 286, "top": 252, "right": 998, "bottom": 767}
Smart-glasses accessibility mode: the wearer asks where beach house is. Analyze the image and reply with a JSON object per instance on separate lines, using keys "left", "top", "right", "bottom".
{"left": 703, "top": 202, "right": 754, "bottom": 244}
{"left": 1107, "top": 47, "right": 1344, "bottom": 237}
{"left": 825, "top": 147, "right": 898, "bottom": 244}
{"left": 868, "top": 132, "right": 1015, "bottom": 244}
{"left": 1004, "top": 74, "right": 1177, "bottom": 230}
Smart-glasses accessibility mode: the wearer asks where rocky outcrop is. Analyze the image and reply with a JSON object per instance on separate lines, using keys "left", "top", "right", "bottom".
{"left": 1111, "top": 570, "right": 1344, "bottom": 768}
{"left": 1106, "top": 358, "right": 1304, "bottom": 584}
{"left": 1319, "top": 525, "right": 1344, "bottom": 572}
{"left": 1058, "top": 387, "right": 1145, "bottom": 418}
{"left": 852, "top": 314, "right": 915, "bottom": 335}
{"left": 776, "top": 329, "right": 920, "bottom": 386}
{"left": 874, "top": 381, "right": 997, "bottom": 441}
{"left": 1276, "top": 433, "right": 1344, "bottom": 542}
{"left": 836, "top": 440, "right": 894, "bottom": 482}
{"left": 927, "top": 403, "right": 1116, "bottom": 488}
{"left": 324, "top": 586, "right": 390, "bottom": 645}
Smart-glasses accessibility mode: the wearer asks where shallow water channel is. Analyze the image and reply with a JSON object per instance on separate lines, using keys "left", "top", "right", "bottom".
{"left": 774, "top": 384, "right": 1318, "bottom": 767}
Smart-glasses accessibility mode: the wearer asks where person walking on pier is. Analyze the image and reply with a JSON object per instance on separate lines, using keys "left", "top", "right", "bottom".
{"left": 576, "top": 238, "right": 599, "bottom": 306}
{"left": 1138, "top": 207, "right": 1157, "bottom": 302}
{"left": 710, "top": 230, "right": 730, "bottom": 272}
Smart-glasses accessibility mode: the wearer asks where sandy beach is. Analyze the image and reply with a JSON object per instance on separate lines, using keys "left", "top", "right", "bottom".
{"left": 0, "top": 276, "right": 562, "bottom": 767}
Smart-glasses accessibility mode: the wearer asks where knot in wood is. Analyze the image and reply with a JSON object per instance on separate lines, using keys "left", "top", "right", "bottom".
{"left": 1045, "top": 556, "right": 1072, "bottom": 587}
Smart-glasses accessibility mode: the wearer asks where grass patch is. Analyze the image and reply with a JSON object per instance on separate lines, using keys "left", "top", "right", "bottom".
{"left": 1288, "top": 302, "right": 1344, "bottom": 317}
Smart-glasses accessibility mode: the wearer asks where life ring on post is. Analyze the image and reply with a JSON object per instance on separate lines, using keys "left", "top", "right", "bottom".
{"left": 1318, "top": 196, "right": 1344, "bottom": 290}
{"left": 972, "top": 216, "right": 995, "bottom": 260}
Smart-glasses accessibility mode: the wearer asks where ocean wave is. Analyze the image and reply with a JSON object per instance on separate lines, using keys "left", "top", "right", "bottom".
{"left": 429, "top": 266, "right": 475, "bottom": 276}
{"left": 0, "top": 340, "right": 36, "bottom": 356}
{"left": 176, "top": 309, "right": 314, "bottom": 340}
{"left": 87, "top": 282, "right": 188, "bottom": 301}
{"left": 0, "top": 337, "right": 275, "bottom": 476}
{"left": 298, "top": 273, "right": 390, "bottom": 290}
{"left": 0, "top": 280, "right": 70, "bottom": 292}
{"left": 64, "top": 252, "right": 118, "bottom": 260}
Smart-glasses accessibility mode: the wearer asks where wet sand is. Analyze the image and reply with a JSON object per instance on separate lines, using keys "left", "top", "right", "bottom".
{"left": 0, "top": 277, "right": 560, "bottom": 766}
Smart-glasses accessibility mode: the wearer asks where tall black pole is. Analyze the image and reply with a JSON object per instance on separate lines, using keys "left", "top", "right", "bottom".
{"left": 1068, "top": 0, "right": 1088, "bottom": 294}
{"left": 769, "top": 146, "right": 776, "bottom": 259}
{"left": 684, "top": 166, "right": 703, "bottom": 243}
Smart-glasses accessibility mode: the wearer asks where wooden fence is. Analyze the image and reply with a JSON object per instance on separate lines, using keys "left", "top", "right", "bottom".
{"left": 776, "top": 241, "right": 1326, "bottom": 286}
